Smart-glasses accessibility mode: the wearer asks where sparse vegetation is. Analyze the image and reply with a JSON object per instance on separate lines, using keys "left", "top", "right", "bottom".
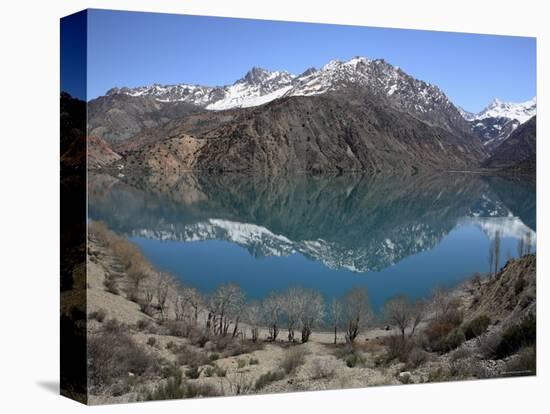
{"left": 89, "top": 309, "right": 106, "bottom": 323}
{"left": 184, "top": 366, "right": 202, "bottom": 379}
{"left": 462, "top": 315, "right": 491, "bottom": 340}
{"left": 342, "top": 287, "right": 373, "bottom": 344}
{"left": 494, "top": 313, "right": 536, "bottom": 359}
{"left": 281, "top": 346, "right": 308, "bottom": 374}
{"left": 144, "top": 372, "right": 220, "bottom": 400}
{"left": 310, "top": 357, "right": 337, "bottom": 379}
{"left": 255, "top": 370, "right": 286, "bottom": 390}
{"left": 88, "top": 320, "right": 158, "bottom": 393}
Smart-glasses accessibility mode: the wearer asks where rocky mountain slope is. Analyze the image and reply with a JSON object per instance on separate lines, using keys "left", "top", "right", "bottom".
{"left": 88, "top": 93, "right": 203, "bottom": 143}
{"left": 116, "top": 89, "right": 485, "bottom": 174}
{"left": 85, "top": 57, "right": 536, "bottom": 175}
{"left": 461, "top": 98, "right": 536, "bottom": 149}
{"left": 482, "top": 116, "right": 536, "bottom": 174}
{"left": 95, "top": 57, "right": 471, "bottom": 143}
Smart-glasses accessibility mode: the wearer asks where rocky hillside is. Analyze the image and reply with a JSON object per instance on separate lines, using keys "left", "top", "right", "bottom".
{"left": 91, "top": 57, "right": 475, "bottom": 150}
{"left": 462, "top": 98, "right": 536, "bottom": 149}
{"left": 117, "top": 90, "right": 485, "bottom": 174}
{"left": 463, "top": 254, "right": 536, "bottom": 328}
{"left": 482, "top": 116, "right": 536, "bottom": 174}
{"left": 88, "top": 93, "right": 203, "bottom": 143}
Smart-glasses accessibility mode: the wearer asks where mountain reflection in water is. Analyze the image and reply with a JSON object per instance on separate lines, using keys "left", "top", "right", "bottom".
{"left": 88, "top": 172, "right": 535, "bottom": 311}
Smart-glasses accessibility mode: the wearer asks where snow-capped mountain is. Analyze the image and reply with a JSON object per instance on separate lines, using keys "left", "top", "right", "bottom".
{"left": 106, "top": 67, "right": 297, "bottom": 109}
{"left": 476, "top": 97, "right": 536, "bottom": 124}
{"left": 461, "top": 97, "right": 536, "bottom": 124}
{"left": 460, "top": 97, "right": 536, "bottom": 148}
{"left": 105, "top": 56, "right": 464, "bottom": 131}
{"left": 206, "top": 68, "right": 296, "bottom": 110}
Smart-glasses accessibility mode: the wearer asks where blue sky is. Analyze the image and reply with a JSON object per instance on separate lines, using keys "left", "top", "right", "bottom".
{"left": 82, "top": 9, "right": 536, "bottom": 112}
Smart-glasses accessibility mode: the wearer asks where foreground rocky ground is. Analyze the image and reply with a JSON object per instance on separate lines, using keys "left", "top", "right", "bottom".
{"left": 85, "top": 223, "right": 536, "bottom": 405}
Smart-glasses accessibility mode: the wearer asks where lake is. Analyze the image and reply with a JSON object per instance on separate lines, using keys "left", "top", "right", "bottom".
{"left": 88, "top": 172, "right": 536, "bottom": 313}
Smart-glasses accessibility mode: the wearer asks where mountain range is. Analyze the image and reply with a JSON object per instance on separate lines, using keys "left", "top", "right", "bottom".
{"left": 82, "top": 56, "right": 536, "bottom": 175}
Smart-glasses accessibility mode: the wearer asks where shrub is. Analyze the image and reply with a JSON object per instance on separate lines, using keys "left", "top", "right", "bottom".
{"left": 160, "top": 363, "right": 180, "bottom": 379}
{"left": 208, "top": 353, "right": 220, "bottom": 362}
{"left": 136, "top": 319, "right": 150, "bottom": 331}
{"left": 189, "top": 329, "right": 210, "bottom": 348}
{"left": 103, "top": 318, "right": 126, "bottom": 334}
{"left": 310, "top": 357, "right": 337, "bottom": 379}
{"left": 444, "top": 329, "right": 466, "bottom": 352}
{"left": 423, "top": 318, "right": 463, "bottom": 353}
{"left": 237, "top": 359, "right": 247, "bottom": 369}
{"left": 255, "top": 370, "right": 285, "bottom": 390}
{"left": 183, "top": 382, "right": 220, "bottom": 398}
{"left": 145, "top": 372, "right": 219, "bottom": 400}
{"left": 88, "top": 330, "right": 157, "bottom": 392}
{"left": 480, "top": 332, "right": 502, "bottom": 358}
{"left": 203, "top": 364, "right": 227, "bottom": 378}
{"left": 147, "top": 337, "right": 157, "bottom": 347}
{"left": 103, "top": 277, "right": 119, "bottom": 295}
{"left": 463, "top": 315, "right": 491, "bottom": 340}
{"left": 185, "top": 366, "right": 202, "bottom": 379}
{"left": 214, "top": 365, "right": 227, "bottom": 377}
{"left": 494, "top": 313, "right": 536, "bottom": 359}
{"left": 406, "top": 348, "right": 429, "bottom": 369}
{"left": 514, "top": 276, "right": 527, "bottom": 295}
{"left": 383, "top": 335, "right": 414, "bottom": 363}
{"left": 212, "top": 336, "right": 263, "bottom": 357}
{"left": 174, "top": 345, "right": 210, "bottom": 367}
{"left": 89, "top": 309, "right": 106, "bottom": 323}
{"left": 281, "top": 347, "right": 308, "bottom": 374}
{"left": 249, "top": 357, "right": 259, "bottom": 365}
{"left": 332, "top": 346, "right": 365, "bottom": 368}
{"left": 139, "top": 301, "right": 155, "bottom": 317}
{"left": 450, "top": 346, "right": 472, "bottom": 362}
{"left": 345, "top": 352, "right": 365, "bottom": 368}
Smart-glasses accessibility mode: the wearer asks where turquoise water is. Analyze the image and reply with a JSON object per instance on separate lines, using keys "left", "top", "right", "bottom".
{"left": 89, "top": 172, "right": 536, "bottom": 313}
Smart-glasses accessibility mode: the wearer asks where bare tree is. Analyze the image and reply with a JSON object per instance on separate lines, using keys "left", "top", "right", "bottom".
{"left": 431, "top": 287, "right": 461, "bottom": 324}
{"left": 229, "top": 293, "right": 246, "bottom": 338}
{"left": 298, "top": 289, "right": 325, "bottom": 343}
{"left": 342, "top": 287, "right": 372, "bottom": 344}
{"left": 383, "top": 295, "right": 426, "bottom": 340}
{"left": 185, "top": 287, "right": 202, "bottom": 325}
{"left": 383, "top": 295, "right": 410, "bottom": 340}
{"left": 329, "top": 298, "right": 343, "bottom": 344}
{"left": 410, "top": 299, "right": 426, "bottom": 337}
{"left": 126, "top": 262, "right": 148, "bottom": 295}
{"left": 210, "top": 283, "right": 244, "bottom": 336}
{"left": 263, "top": 292, "right": 283, "bottom": 341}
{"left": 245, "top": 300, "right": 263, "bottom": 343}
{"left": 154, "top": 272, "right": 172, "bottom": 321}
{"left": 173, "top": 285, "right": 201, "bottom": 323}
{"left": 282, "top": 287, "right": 303, "bottom": 342}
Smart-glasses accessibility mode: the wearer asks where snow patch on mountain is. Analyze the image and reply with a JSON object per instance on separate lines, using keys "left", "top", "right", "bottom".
{"left": 105, "top": 56, "right": 458, "bottom": 119}
{"left": 462, "top": 97, "right": 536, "bottom": 124}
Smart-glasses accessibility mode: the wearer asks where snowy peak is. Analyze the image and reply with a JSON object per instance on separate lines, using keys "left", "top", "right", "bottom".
{"left": 465, "top": 97, "right": 536, "bottom": 124}
{"left": 237, "top": 67, "right": 294, "bottom": 87}
{"left": 103, "top": 56, "right": 464, "bottom": 131}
